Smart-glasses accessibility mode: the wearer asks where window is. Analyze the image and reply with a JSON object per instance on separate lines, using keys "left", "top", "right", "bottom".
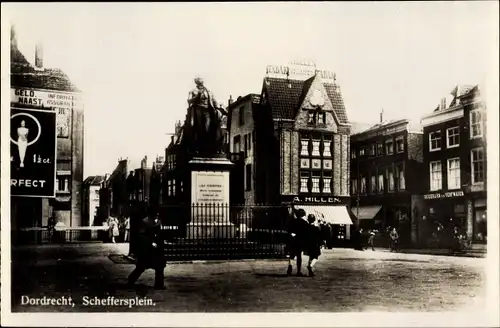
{"left": 300, "top": 172, "right": 309, "bottom": 193}
{"left": 360, "top": 177, "right": 367, "bottom": 194}
{"left": 233, "top": 135, "right": 241, "bottom": 153}
{"left": 387, "top": 167, "right": 395, "bottom": 192}
{"left": 396, "top": 136, "right": 405, "bottom": 153}
{"left": 359, "top": 148, "right": 366, "bottom": 156}
{"left": 385, "top": 139, "right": 394, "bottom": 155}
{"left": 351, "top": 179, "right": 358, "bottom": 195}
{"left": 322, "top": 172, "right": 332, "bottom": 193}
{"left": 311, "top": 172, "right": 321, "bottom": 193}
{"left": 323, "top": 136, "right": 332, "bottom": 157}
{"left": 446, "top": 127, "right": 460, "bottom": 148}
{"left": 300, "top": 139, "right": 310, "bottom": 156}
{"left": 447, "top": 158, "right": 461, "bottom": 190}
{"left": 248, "top": 133, "right": 252, "bottom": 151}
{"left": 311, "top": 136, "right": 321, "bottom": 156}
{"left": 245, "top": 164, "right": 252, "bottom": 191}
{"left": 351, "top": 148, "right": 357, "bottom": 159}
{"left": 430, "top": 161, "right": 442, "bottom": 191}
{"left": 470, "top": 109, "right": 483, "bottom": 138}
{"left": 323, "top": 159, "right": 332, "bottom": 170}
{"left": 376, "top": 143, "right": 384, "bottom": 156}
{"left": 56, "top": 177, "right": 69, "bottom": 192}
{"left": 172, "top": 180, "right": 176, "bottom": 196}
{"left": 318, "top": 112, "right": 326, "bottom": 124}
{"left": 378, "top": 173, "right": 384, "bottom": 193}
{"left": 308, "top": 111, "right": 325, "bottom": 125}
{"left": 429, "top": 131, "right": 441, "bottom": 151}
{"left": 244, "top": 134, "right": 248, "bottom": 157}
{"left": 369, "top": 144, "right": 376, "bottom": 157}
{"left": 395, "top": 163, "right": 405, "bottom": 191}
{"left": 56, "top": 108, "right": 71, "bottom": 138}
{"left": 167, "top": 181, "right": 171, "bottom": 196}
{"left": 370, "top": 176, "right": 377, "bottom": 194}
{"left": 471, "top": 148, "right": 485, "bottom": 184}
{"left": 239, "top": 106, "right": 245, "bottom": 126}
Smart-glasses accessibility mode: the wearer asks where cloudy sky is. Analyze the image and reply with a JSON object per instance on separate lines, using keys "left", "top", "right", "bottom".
{"left": 4, "top": 2, "right": 498, "bottom": 177}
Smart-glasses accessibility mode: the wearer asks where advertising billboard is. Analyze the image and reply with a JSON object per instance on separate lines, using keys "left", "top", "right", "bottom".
{"left": 10, "top": 107, "right": 57, "bottom": 197}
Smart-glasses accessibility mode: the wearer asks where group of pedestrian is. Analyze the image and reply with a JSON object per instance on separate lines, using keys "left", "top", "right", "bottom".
{"left": 286, "top": 207, "right": 324, "bottom": 277}
{"left": 103, "top": 216, "right": 130, "bottom": 243}
{"left": 353, "top": 228, "right": 377, "bottom": 251}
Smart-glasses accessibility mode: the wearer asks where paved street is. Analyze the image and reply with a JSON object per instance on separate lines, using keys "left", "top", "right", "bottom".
{"left": 10, "top": 243, "right": 486, "bottom": 312}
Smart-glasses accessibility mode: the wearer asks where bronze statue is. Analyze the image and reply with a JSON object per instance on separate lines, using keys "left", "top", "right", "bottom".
{"left": 181, "top": 77, "right": 227, "bottom": 157}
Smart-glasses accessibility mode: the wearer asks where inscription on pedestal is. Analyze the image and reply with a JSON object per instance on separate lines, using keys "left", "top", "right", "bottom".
{"left": 191, "top": 171, "right": 230, "bottom": 223}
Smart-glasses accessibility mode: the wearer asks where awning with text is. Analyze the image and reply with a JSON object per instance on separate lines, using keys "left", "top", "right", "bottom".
{"left": 294, "top": 205, "right": 353, "bottom": 225}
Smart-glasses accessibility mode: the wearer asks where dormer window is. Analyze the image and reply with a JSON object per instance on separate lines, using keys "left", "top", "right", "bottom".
{"left": 307, "top": 109, "right": 326, "bottom": 125}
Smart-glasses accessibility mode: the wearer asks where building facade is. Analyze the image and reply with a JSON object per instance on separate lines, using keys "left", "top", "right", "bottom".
{"left": 228, "top": 62, "right": 353, "bottom": 240}
{"left": 10, "top": 27, "right": 85, "bottom": 234}
{"left": 349, "top": 118, "right": 425, "bottom": 246}
{"left": 420, "top": 85, "right": 487, "bottom": 244}
{"left": 82, "top": 175, "right": 106, "bottom": 226}
{"left": 227, "top": 94, "right": 261, "bottom": 205}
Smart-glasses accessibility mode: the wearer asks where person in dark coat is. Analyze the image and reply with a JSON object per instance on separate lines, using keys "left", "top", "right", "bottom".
{"left": 286, "top": 207, "right": 310, "bottom": 277}
{"left": 127, "top": 208, "right": 166, "bottom": 289}
{"left": 305, "top": 214, "right": 323, "bottom": 277}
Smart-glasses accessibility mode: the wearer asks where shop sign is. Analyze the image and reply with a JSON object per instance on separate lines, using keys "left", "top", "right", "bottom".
{"left": 424, "top": 190, "right": 464, "bottom": 200}
{"left": 282, "top": 195, "right": 350, "bottom": 205}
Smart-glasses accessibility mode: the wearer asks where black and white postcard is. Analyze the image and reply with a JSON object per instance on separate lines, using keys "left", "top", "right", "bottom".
{"left": 1, "top": 2, "right": 499, "bottom": 327}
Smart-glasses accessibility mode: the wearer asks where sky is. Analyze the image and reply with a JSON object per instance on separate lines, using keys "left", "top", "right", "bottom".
{"left": 4, "top": 2, "right": 498, "bottom": 177}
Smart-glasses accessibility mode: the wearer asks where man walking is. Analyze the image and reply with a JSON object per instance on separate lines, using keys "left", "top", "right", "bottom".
{"left": 127, "top": 208, "right": 166, "bottom": 290}
{"left": 286, "top": 207, "right": 309, "bottom": 277}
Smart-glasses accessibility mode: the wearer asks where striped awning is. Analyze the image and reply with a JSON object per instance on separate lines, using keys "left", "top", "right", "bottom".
{"left": 294, "top": 205, "right": 353, "bottom": 225}
{"left": 352, "top": 205, "right": 382, "bottom": 220}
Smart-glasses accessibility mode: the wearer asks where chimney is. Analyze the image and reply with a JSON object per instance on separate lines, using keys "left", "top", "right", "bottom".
{"left": 440, "top": 97, "right": 447, "bottom": 110}
{"left": 11, "top": 25, "right": 18, "bottom": 48}
{"left": 228, "top": 95, "right": 233, "bottom": 106}
{"left": 35, "top": 42, "right": 44, "bottom": 69}
{"left": 380, "top": 109, "right": 384, "bottom": 123}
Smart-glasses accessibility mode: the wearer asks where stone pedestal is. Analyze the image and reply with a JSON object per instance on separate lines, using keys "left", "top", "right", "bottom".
{"left": 188, "top": 157, "right": 235, "bottom": 239}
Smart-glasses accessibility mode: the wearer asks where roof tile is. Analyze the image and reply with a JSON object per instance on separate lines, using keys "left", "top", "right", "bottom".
{"left": 263, "top": 76, "right": 349, "bottom": 124}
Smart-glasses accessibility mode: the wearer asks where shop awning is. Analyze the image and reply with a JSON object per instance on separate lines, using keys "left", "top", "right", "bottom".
{"left": 351, "top": 205, "right": 382, "bottom": 220}
{"left": 294, "top": 205, "right": 353, "bottom": 225}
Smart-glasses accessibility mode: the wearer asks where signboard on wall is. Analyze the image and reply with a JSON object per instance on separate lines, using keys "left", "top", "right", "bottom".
{"left": 423, "top": 190, "right": 464, "bottom": 200}
{"left": 282, "top": 195, "right": 351, "bottom": 206}
{"left": 10, "top": 107, "right": 57, "bottom": 197}
{"left": 11, "top": 88, "right": 84, "bottom": 110}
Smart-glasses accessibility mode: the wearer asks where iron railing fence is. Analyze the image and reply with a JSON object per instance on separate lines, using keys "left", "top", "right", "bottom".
{"left": 158, "top": 203, "right": 289, "bottom": 260}
{"left": 12, "top": 226, "right": 130, "bottom": 245}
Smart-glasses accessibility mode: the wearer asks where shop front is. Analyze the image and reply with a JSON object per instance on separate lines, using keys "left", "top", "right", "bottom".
{"left": 281, "top": 195, "right": 353, "bottom": 247}
{"left": 421, "top": 190, "right": 466, "bottom": 247}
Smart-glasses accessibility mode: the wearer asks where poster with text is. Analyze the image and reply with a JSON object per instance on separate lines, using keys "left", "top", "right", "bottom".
{"left": 10, "top": 107, "right": 57, "bottom": 197}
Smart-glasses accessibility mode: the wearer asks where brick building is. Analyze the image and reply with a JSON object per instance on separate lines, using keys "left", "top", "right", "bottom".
{"left": 349, "top": 116, "right": 425, "bottom": 246}
{"left": 228, "top": 62, "right": 353, "bottom": 240}
{"left": 420, "top": 85, "right": 487, "bottom": 244}
{"left": 10, "top": 27, "right": 85, "bottom": 234}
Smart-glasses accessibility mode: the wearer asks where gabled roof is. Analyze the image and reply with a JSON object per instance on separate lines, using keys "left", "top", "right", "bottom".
{"left": 83, "top": 175, "right": 106, "bottom": 186}
{"left": 262, "top": 75, "right": 349, "bottom": 124}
